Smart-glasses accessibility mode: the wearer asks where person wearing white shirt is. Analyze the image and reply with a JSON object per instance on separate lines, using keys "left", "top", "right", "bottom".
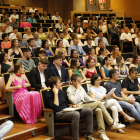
{"left": 131, "top": 28, "right": 138, "bottom": 39}
{"left": 120, "top": 27, "right": 132, "bottom": 52}
{"left": 76, "top": 21, "right": 84, "bottom": 34}
{"left": 4, "top": 19, "right": 13, "bottom": 33}
{"left": 9, "top": 27, "right": 18, "bottom": 40}
{"left": 55, "top": 18, "right": 64, "bottom": 30}
{"left": 29, "top": 4, "right": 37, "bottom": 13}
{"left": 99, "top": 20, "right": 107, "bottom": 33}
{"left": 67, "top": 74, "right": 124, "bottom": 140}
{"left": 56, "top": 31, "right": 70, "bottom": 47}
{"left": 135, "top": 31, "right": 140, "bottom": 50}
{"left": 51, "top": 11, "right": 60, "bottom": 20}
{"left": 9, "top": 10, "right": 19, "bottom": 22}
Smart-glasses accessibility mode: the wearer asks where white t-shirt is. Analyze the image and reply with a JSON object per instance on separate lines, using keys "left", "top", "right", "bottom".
{"left": 120, "top": 32, "right": 132, "bottom": 41}
{"left": 84, "top": 40, "right": 95, "bottom": 46}
{"left": 51, "top": 15, "right": 60, "bottom": 20}
{"left": 88, "top": 86, "right": 106, "bottom": 100}
{"left": 29, "top": 8, "right": 37, "bottom": 13}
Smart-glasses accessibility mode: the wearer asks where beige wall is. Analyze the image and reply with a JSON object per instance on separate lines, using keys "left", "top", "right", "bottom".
{"left": 110, "top": 0, "right": 140, "bottom": 20}
{"left": 73, "top": 0, "right": 85, "bottom": 11}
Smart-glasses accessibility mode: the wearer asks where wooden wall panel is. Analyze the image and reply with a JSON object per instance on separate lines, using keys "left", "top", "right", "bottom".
{"left": 110, "top": 0, "right": 140, "bottom": 20}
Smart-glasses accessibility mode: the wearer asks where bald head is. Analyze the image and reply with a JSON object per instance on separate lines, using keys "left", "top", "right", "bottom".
{"left": 124, "top": 27, "right": 129, "bottom": 33}
{"left": 16, "top": 32, "right": 22, "bottom": 40}
{"left": 12, "top": 17, "right": 16, "bottom": 23}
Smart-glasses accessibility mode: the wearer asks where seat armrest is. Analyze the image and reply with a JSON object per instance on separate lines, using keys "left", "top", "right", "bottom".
{"left": 43, "top": 108, "right": 54, "bottom": 112}
{"left": 4, "top": 90, "right": 13, "bottom": 92}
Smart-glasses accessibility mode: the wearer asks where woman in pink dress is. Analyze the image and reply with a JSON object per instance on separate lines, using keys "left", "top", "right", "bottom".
{"left": 20, "top": 16, "right": 32, "bottom": 28}
{"left": 5, "top": 63, "right": 42, "bottom": 124}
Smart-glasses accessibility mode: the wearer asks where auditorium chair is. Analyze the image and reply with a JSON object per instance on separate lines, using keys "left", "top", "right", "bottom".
{"left": 124, "top": 17, "right": 132, "bottom": 21}
{"left": 132, "top": 38, "right": 138, "bottom": 54}
{"left": 42, "top": 27, "right": 48, "bottom": 32}
{"left": 91, "top": 13, "right": 99, "bottom": 17}
{"left": 17, "top": 27, "right": 24, "bottom": 32}
{"left": 10, "top": 9, "right": 18, "bottom": 11}
{"left": 74, "top": 13, "right": 82, "bottom": 18}
{"left": 83, "top": 14, "right": 90, "bottom": 17}
{"left": 42, "top": 23, "right": 52, "bottom": 28}
{"left": 3, "top": 48, "right": 9, "bottom": 53}
{"left": 31, "top": 23, "right": 41, "bottom": 27}
{"left": 51, "top": 47, "right": 56, "bottom": 54}
{"left": 108, "top": 13, "right": 116, "bottom": 17}
{"left": 121, "top": 53, "right": 133, "bottom": 61}
{"left": 105, "top": 45, "right": 116, "bottom": 52}
{"left": 31, "top": 27, "right": 37, "bottom": 32}
{"left": 46, "top": 20, "right": 55, "bottom": 24}
{"left": 47, "top": 13, "right": 51, "bottom": 16}
{"left": 100, "top": 14, "right": 107, "bottom": 17}
{"left": 135, "top": 21, "right": 140, "bottom": 24}
{"left": 36, "top": 19, "right": 44, "bottom": 23}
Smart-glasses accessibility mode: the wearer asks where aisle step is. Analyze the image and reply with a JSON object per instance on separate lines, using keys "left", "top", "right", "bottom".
{"left": 0, "top": 104, "right": 9, "bottom": 115}
{"left": 0, "top": 114, "right": 14, "bottom": 125}
{"left": 3, "top": 121, "right": 48, "bottom": 140}
{"left": 27, "top": 135, "right": 54, "bottom": 140}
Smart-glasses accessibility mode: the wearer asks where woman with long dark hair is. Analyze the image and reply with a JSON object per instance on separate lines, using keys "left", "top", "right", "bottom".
{"left": 68, "top": 58, "right": 87, "bottom": 82}
{"left": 97, "top": 47, "right": 107, "bottom": 63}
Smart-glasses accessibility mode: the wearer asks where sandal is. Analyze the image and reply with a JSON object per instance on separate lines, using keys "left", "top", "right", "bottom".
{"left": 124, "top": 115, "right": 135, "bottom": 123}
{"left": 116, "top": 129, "right": 125, "bottom": 134}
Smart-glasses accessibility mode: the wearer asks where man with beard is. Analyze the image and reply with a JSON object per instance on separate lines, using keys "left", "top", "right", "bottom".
{"left": 17, "top": 48, "right": 36, "bottom": 71}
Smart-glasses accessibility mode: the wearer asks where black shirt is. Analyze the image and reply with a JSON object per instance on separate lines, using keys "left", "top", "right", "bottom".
{"left": 122, "top": 76, "right": 139, "bottom": 92}
{"left": 44, "top": 89, "right": 70, "bottom": 113}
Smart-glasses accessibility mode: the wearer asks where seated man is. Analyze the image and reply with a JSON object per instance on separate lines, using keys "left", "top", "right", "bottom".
{"left": 29, "top": 58, "right": 50, "bottom": 91}
{"left": 120, "top": 27, "right": 132, "bottom": 52}
{"left": 0, "top": 121, "right": 13, "bottom": 139}
{"left": 27, "top": 13, "right": 37, "bottom": 23}
{"left": 57, "top": 31, "right": 70, "bottom": 47}
{"left": 94, "top": 30, "right": 109, "bottom": 46}
{"left": 4, "top": 19, "right": 13, "bottom": 33}
{"left": 49, "top": 55, "right": 69, "bottom": 83}
{"left": 106, "top": 69, "right": 140, "bottom": 123}
{"left": 44, "top": 76, "right": 95, "bottom": 140}
{"left": 83, "top": 35, "right": 95, "bottom": 54}
{"left": 33, "top": 31, "right": 42, "bottom": 47}
{"left": 55, "top": 18, "right": 64, "bottom": 30}
{"left": 29, "top": 4, "right": 37, "bottom": 13}
{"left": 34, "top": 50, "right": 46, "bottom": 66}
{"left": 9, "top": 27, "right": 18, "bottom": 40}
{"left": 27, "top": 38, "right": 38, "bottom": 57}
{"left": 51, "top": 11, "right": 60, "bottom": 20}
{"left": 9, "top": 10, "right": 19, "bottom": 22}
{"left": 122, "top": 67, "right": 140, "bottom": 103}
{"left": 0, "top": 23, "right": 7, "bottom": 39}
{"left": 109, "top": 22, "right": 120, "bottom": 40}
{"left": 67, "top": 74, "right": 124, "bottom": 140}
{"left": 9, "top": 17, "right": 19, "bottom": 28}
{"left": 68, "top": 36, "right": 86, "bottom": 55}
{"left": 16, "top": 32, "right": 29, "bottom": 47}
{"left": 17, "top": 48, "right": 36, "bottom": 71}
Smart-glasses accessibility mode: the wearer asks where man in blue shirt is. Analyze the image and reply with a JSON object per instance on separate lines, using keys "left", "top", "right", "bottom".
{"left": 27, "top": 13, "right": 37, "bottom": 23}
{"left": 68, "top": 36, "right": 86, "bottom": 55}
{"left": 33, "top": 31, "right": 42, "bottom": 47}
{"left": 94, "top": 30, "right": 109, "bottom": 46}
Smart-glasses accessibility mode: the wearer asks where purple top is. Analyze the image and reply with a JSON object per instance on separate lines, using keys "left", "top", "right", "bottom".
{"left": 78, "top": 58, "right": 86, "bottom": 66}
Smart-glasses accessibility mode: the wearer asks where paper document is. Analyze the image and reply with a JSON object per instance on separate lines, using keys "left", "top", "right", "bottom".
{"left": 62, "top": 108, "right": 82, "bottom": 112}
{"left": 108, "top": 88, "right": 116, "bottom": 96}
{"left": 126, "top": 94, "right": 136, "bottom": 100}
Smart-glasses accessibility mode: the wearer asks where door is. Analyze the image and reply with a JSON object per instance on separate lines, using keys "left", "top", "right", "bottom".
{"left": 74, "top": 0, "right": 85, "bottom": 11}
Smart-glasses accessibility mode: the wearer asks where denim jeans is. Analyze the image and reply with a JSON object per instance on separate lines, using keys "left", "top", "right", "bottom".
{"left": 118, "top": 101, "right": 140, "bottom": 122}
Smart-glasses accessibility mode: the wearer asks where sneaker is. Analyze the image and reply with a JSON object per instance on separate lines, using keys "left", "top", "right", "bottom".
{"left": 99, "top": 133, "right": 109, "bottom": 140}
{"left": 111, "top": 122, "right": 125, "bottom": 130}
{"left": 85, "top": 135, "right": 95, "bottom": 140}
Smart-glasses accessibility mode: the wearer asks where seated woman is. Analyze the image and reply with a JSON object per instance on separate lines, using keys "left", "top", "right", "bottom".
{"left": 41, "top": 39, "right": 54, "bottom": 56}
{"left": 89, "top": 15, "right": 97, "bottom": 31}
{"left": 55, "top": 39, "right": 67, "bottom": 55}
{"left": 0, "top": 52, "right": 13, "bottom": 104}
{"left": 8, "top": 39, "right": 23, "bottom": 59}
{"left": 114, "top": 56, "right": 129, "bottom": 78}
{"left": 40, "top": 11, "right": 49, "bottom": 20}
{"left": 69, "top": 49, "right": 85, "bottom": 67}
{"left": 129, "top": 54, "right": 140, "bottom": 74}
{"left": 23, "top": 27, "right": 33, "bottom": 39}
{"left": 131, "top": 28, "right": 138, "bottom": 38}
{"left": 37, "top": 26, "right": 46, "bottom": 39}
{"left": 85, "top": 47, "right": 97, "bottom": 63}
{"left": 58, "top": 50, "right": 70, "bottom": 68}
{"left": 97, "top": 47, "right": 107, "bottom": 63}
{"left": 68, "top": 58, "right": 87, "bottom": 82}
{"left": 63, "top": 28, "right": 71, "bottom": 39}
{"left": 20, "top": 16, "right": 32, "bottom": 27}
{"left": 100, "top": 55, "right": 113, "bottom": 80}
{"left": 83, "top": 58, "right": 97, "bottom": 79}
{"left": 111, "top": 46, "right": 119, "bottom": 65}
{"left": 131, "top": 24, "right": 137, "bottom": 33}
{"left": 73, "top": 26, "right": 84, "bottom": 39}
{"left": 99, "top": 20, "right": 107, "bottom": 34}
{"left": 89, "top": 74, "right": 135, "bottom": 134}
{"left": 46, "top": 31, "right": 55, "bottom": 46}
{"left": 1, "top": 33, "right": 11, "bottom": 50}
{"left": 52, "top": 28, "right": 59, "bottom": 39}
{"left": 5, "top": 63, "right": 42, "bottom": 124}
{"left": 96, "top": 39, "right": 104, "bottom": 55}
{"left": 101, "top": 16, "right": 106, "bottom": 25}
